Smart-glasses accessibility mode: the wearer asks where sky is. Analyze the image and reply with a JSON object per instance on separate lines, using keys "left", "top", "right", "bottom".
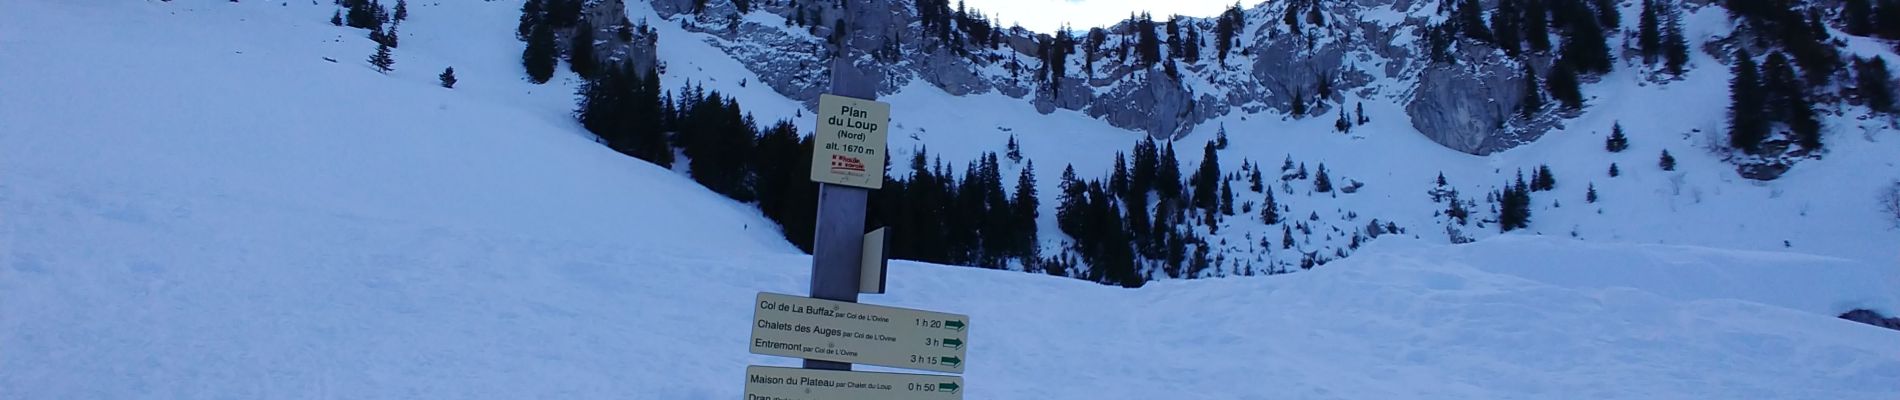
{"left": 956, "top": 0, "right": 1245, "bottom": 33}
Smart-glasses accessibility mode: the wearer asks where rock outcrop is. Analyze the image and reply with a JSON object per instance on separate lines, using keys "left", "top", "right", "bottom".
{"left": 646, "top": 0, "right": 1563, "bottom": 152}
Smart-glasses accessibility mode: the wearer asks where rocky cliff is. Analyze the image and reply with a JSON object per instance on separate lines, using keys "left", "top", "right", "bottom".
{"left": 631, "top": 0, "right": 1588, "bottom": 154}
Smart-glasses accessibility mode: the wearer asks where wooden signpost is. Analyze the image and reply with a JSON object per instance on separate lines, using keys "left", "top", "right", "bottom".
{"left": 744, "top": 366, "right": 961, "bottom": 400}
{"left": 742, "top": 2, "right": 969, "bottom": 398}
{"left": 751, "top": 292, "right": 969, "bottom": 373}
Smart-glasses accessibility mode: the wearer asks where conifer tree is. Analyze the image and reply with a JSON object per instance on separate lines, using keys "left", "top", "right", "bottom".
{"left": 1521, "top": 65, "right": 1544, "bottom": 119}
{"left": 345, "top": 0, "right": 378, "bottom": 29}
{"left": 1881, "top": 0, "right": 1900, "bottom": 40}
{"left": 1609, "top": 162, "right": 1621, "bottom": 177}
{"left": 1846, "top": 0, "right": 1875, "bottom": 36}
{"left": 1446, "top": 189, "right": 1469, "bottom": 225}
{"left": 1215, "top": 123, "right": 1229, "bottom": 149}
{"left": 1662, "top": 3, "right": 1690, "bottom": 75}
{"left": 1261, "top": 189, "right": 1280, "bottom": 225}
{"left": 1335, "top": 109, "right": 1351, "bottom": 132}
{"left": 1659, "top": 149, "right": 1676, "bottom": 171}
{"left": 1158, "top": 142, "right": 1182, "bottom": 199}
{"left": 1165, "top": 17, "right": 1182, "bottom": 61}
{"left": 1356, "top": 103, "right": 1368, "bottom": 125}
{"left": 1013, "top": 161, "right": 1040, "bottom": 259}
{"left": 368, "top": 42, "right": 395, "bottom": 73}
{"left": 394, "top": 0, "right": 407, "bottom": 21}
{"left": 1606, "top": 122, "right": 1629, "bottom": 152}
{"left": 1859, "top": 57, "right": 1896, "bottom": 113}
{"left": 369, "top": 24, "right": 388, "bottom": 46}
{"left": 1250, "top": 167, "right": 1264, "bottom": 192}
{"left": 1282, "top": 225, "right": 1295, "bottom": 249}
{"left": 1290, "top": 88, "right": 1307, "bottom": 116}
{"left": 1526, "top": 0, "right": 1553, "bottom": 51}
{"left": 332, "top": 10, "right": 344, "bottom": 26}
{"left": 1591, "top": 0, "right": 1620, "bottom": 29}
{"left": 1639, "top": 0, "right": 1661, "bottom": 63}
{"left": 1006, "top": 135, "right": 1023, "bottom": 162}
{"left": 1499, "top": 173, "right": 1533, "bottom": 232}
{"left": 1457, "top": 0, "right": 1493, "bottom": 42}
{"left": 1728, "top": 49, "right": 1768, "bottom": 154}
{"left": 1215, "top": 3, "right": 1243, "bottom": 63}
{"left": 523, "top": 17, "right": 558, "bottom": 84}
{"left": 1536, "top": 164, "right": 1557, "bottom": 191}
{"left": 516, "top": 0, "right": 542, "bottom": 41}
{"left": 1220, "top": 180, "right": 1236, "bottom": 216}
{"left": 574, "top": 64, "right": 626, "bottom": 144}
{"left": 1561, "top": 5, "right": 1614, "bottom": 75}
{"left": 570, "top": 20, "right": 597, "bottom": 78}
{"left": 1314, "top": 163, "right": 1333, "bottom": 193}
{"left": 1586, "top": 183, "right": 1598, "bottom": 203}
{"left": 632, "top": 67, "right": 672, "bottom": 167}
{"left": 1548, "top": 63, "right": 1584, "bottom": 110}
{"left": 439, "top": 66, "right": 457, "bottom": 88}
{"left": 1132, "top": 138, "right": 1158, "bottom": 196}
{"left": 1111, "top": 153, "right": 1131, "bottom": 197}
{"left": 1194, "top": 142, "right": 1221, "bottom": 211}
{"left": 383, "top": 22, "right": 399, "bottom": 48}
{"left": 1769, "top": 54, "right": 1823, "bottom": 151}
{"left": 1493, "top": 0, "right": 1523, "bottom": 55}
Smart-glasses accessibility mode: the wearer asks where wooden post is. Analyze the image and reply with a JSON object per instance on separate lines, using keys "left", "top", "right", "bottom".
{"left": 805, "top": 0, "right": 875, "bottom": 372}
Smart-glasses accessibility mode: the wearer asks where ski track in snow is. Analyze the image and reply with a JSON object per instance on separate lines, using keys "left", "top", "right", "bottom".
{"left": 1, "top": 0, "right": 1897, "bottom": 398}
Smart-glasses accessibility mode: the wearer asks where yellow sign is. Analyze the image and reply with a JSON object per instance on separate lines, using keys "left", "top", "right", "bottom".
{"left": 809, "top": 94, "right": 890, "bottom": 189}
{"left": 743, "top": 365, "right": 963, "bottom": 400}
{"left": 750, "top": 292, "right": 968, "bottom": 374}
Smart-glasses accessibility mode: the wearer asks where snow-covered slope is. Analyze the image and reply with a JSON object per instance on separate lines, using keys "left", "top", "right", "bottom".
{"left": 3, "top": 0, "right": 1898, "bottom": 398}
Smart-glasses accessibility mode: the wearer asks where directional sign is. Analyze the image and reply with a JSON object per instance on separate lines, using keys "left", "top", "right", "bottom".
{"left": 751, "top": 292, "right": 969, "bottom": 373}
{"left": 744, "top": 365, "right": 963, "bottom": 400}
{"left": 809, "top": 94, "right": 889, "bottom": 189}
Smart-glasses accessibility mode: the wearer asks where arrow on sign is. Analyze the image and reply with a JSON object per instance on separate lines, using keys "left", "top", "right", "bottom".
{"left": 939, "top": 382, "right": 960, "bottom": 393}
{"left": 939, "top": 356, "right": 962, "bottom": 368}
{"left": 941, "top": 338, "right": 963, "bottom": 349}
{"left": 944, "top": 320, "right": 966, "bottom": 331}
